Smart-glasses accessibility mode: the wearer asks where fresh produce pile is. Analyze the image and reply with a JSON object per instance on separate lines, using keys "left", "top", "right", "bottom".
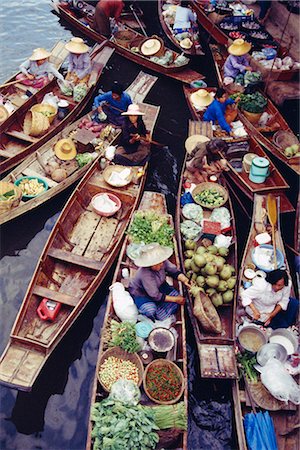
{"left": 76, "top": 152, "right": 96, "bottom": 168}
{"left": 128, "top": 210, "right": 174, "bottom": 247}
{"left": 183, "top": 240, "right": 236, "bottom": 307}
{"left": 0, "top": 189, "right": 16, "bottom": 201}
{"left": 284, "top": 144, "right": 299, "bottom": 158}
{"left": 232, "top": 92, "right": 267, "bottom": 114}
{"left": 98, "top": 356, "right": 139, "bottom": 390}
{"left": 73, "top": 83, "right": 87, "bottom": 102}
{"left": 145, "top": 362, "right": 183, "bottom": 403}
{"left": 194, "top": 188, "right": 225, "bottom": 208}
{"left": 18, "top": 178, "right": 45, "bottom": 196}
{"left": 237, "top": 352, "right": 258, "bottom": 382}
{"left": 109, "top": 320, "right": 140, "bottom": 353}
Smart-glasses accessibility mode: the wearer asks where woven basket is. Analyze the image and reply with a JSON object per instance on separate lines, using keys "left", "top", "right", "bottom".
{"left": 0, "top": 181, "right": 22, "bottom": 213}
{"left": 97, "top": 347, "right": 144, "bottom": 392}
{"left": 23, "top": 110, "right": 50, "bottom": 136}
{"left": 193, "top": 292, "right": 222, "bottom": 334}
{"left": 143, "top": 359, "right": 185, "bottom": 405}
{"left": 242, "top": 109, "right": 262, "bottom": 124}
{"left": 103, "top": 164, "right": 133, "bottom": 187}
{"left": 114, "top": 30, "right": 136, "bottom": 48}
{"left": 192, "top": 182, "right": 228, "bottom": 209}
{"left": 31, "top": 103, "right": 57, "bottom": 124}
{"left": 272, "top": 130, "right": 299, "bottom": 149}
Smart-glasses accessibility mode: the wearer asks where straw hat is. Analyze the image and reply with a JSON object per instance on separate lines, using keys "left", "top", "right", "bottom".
{"left": 180, "top": 38, "right": 193, "bottom": 50}
{"left": 0, "top": 106, "right": 9, "bottom": 123}
{"left": 185, "top": 134, "right": 210, "bottom": 154}
{"left": 121, "top": 104, "right": 145, "bottom": 116}
{"left": 29, "top": 48, "right": 51, "bottom": 61}
{"left": 65, "top": 37, "right": 89, "bottom": 54}
{"left": 133, "top": 243, "right": 173, "bottom": 267}
{"left": 228, "top": 39, "right": 251, "bottom": 56}
{"left": 54, "top": 138, "right": 77, "bottom": 160}
{"left": 190, "top": 89, "right": 214, "bottom": 108}
{"left": 140, "top": 38, "right": 162, "bottom": 56}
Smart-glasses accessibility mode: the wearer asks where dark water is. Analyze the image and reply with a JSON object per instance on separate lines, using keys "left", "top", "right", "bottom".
{"left": 0, "top": 2, "right": 299, "bottom": 450}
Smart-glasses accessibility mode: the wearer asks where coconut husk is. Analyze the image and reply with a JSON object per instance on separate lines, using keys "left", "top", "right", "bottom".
{"left": 193, "top": 292, "right": 222, "bottom": 334}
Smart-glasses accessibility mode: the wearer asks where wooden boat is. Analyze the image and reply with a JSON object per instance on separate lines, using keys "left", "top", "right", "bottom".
{"left": 0, "top": 100, "right": 160, "bottom": 392}
{"left": 51, "top": 0, "right": 205, "bottom": 85}
{"left": 210, "top": 44, "right": 300, "bottom": 176}
{"left": 0, "top": 41, "right": 69, "bottom": 133}
{"left": 175, "top": 119, "right": 237, "bottom": 379}
{"left": 0, "top": 73, "right": 159, "bottom": 226}
{"left": 183, "top": 89, "right": 293, "bottom": 213}
{"left": 233, "top": 193, "right": 299, "bottom": 450}
{"left": 158, "top": 0, "right": 203, "bottom": 56}
{"left": 0, "top": 42, "right": 114, "bottom": 174}
{"left": 0, "top": 114, "right": 121, "bottom": 226}
{"left": 192, "top": 0, "right": 229, "bottom": 46}
{"left": 86, "top": 191, "right": 188, "bottom": 450}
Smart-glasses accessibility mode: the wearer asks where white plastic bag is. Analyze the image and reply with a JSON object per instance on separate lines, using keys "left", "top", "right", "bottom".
{"left": 109, "top": 282, "right": 138, "bottom": 323}
{"left": 260, "top": 359, "right": 300, "bottom": 404}
{"left": 42, "top": 93, "right": 59, "bottom": 110}
{"left": 105, "top": 145, "right": 116, "bottom": 161}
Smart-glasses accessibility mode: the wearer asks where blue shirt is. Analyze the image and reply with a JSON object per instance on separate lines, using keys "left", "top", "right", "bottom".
{"left": 93, "top": 91, "right": 132, "bottom": 116}
{"left": 203, "top": 98, "right": 235, "bottom": 133}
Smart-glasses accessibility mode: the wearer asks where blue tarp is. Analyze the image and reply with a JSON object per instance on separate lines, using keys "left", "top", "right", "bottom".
{"left": 244, "top": 411, "right": 278, "bottom": 450}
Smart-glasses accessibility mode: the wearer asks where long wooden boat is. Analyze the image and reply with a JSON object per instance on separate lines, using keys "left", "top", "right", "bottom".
{"left": 0, "top": 41, "right": 68, "bottom": 133}
{"left": 175, "top": 119, "right": 237, "bottom": 379}
{"left": 192, "top": 0, "right": 229, "bottom": 46}
{"left": 210, "top": 44, "right": 300, "bottom": 176}
{"left": 233, "top": 193, "right": 299, "bottom": 450}
{"left": 0, "top": 43, "right": 114, "bottom": 174}
{"left": 158, "top": 0, "right": 203, "bottom": 56}
{"left": 0, "top": 101, "right": 160, "bottom": 392}
{"left": 86, "top": 191, "right": 188, "bottom": 450}
{"left": 0, "top": 73, "right": 159, "bottom": 226}
{"left": 51, "top": 0, "right": 205, "bottom": 85}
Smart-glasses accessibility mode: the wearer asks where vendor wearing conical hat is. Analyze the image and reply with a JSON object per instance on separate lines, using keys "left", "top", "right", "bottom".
{"left": 203, "top": 88, "right": 239, "bottom": 136}
{"left": 16, "top": 47, "right": 64, "bottom": 89}
{"left": 65, "top": 38, "right": 91, "bottom": 85}
{"left": 223, "top": 39, "right": 252, "bottom": 85}
{"left": 128, "top": 243, "right": 192, "bottom": 320}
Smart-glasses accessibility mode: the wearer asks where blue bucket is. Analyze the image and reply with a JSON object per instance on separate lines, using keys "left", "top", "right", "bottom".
{"left": 249, "top": 157, "right": 270, "bottom": 183}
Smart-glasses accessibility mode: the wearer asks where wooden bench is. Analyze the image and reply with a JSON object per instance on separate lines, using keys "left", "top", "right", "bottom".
{"left": 32, "top": 285, "right": 78, "bottom": 307}
{"left": 5, "top": 130, "right": 38, "bottom": 143}
{"left": 48, "top": 247, "right": 104, "bottom": 271}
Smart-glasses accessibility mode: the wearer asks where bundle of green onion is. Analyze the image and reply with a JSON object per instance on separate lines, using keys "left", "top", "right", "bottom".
{"left": 144, "top": 402, "right": 187, "bottom": 430}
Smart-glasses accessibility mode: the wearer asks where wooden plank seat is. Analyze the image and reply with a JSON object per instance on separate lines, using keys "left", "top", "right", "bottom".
{"left": 48, "top": 247, "right": 104, "bottom": 271}
{"left": 32, "top": 285, "right": 78, "bottom": 307}
{"left": 4, "top": 130, "right": 38, "bottom": 143}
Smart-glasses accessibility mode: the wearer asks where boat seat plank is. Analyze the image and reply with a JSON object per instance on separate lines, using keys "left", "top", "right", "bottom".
{"left": 4, "top": 130, "right": 38, "bottom": 143}
{"left": 48, "top": 247, "right": 104, "bottom": 271}
{"left": 88, "top": 47, "right": 115, "bottom": 86}
{"left": 0, "top": 345, "right": 44, "bottom": 386}
{"left": 68, "top": 210, "right": 102, "bottom": 256}
{"left": 22, "top": 168, "right": 58, "bottom": 188}
{"left": 32, "top": 285, "right": 78, "bottom": 307}
{"left": 84, "top": 216, "right": 119, "bottom": 260}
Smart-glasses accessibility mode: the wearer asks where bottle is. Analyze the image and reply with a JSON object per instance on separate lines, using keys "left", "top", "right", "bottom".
{"left": 100, "top": 157, "right": 107, "bottom": 170}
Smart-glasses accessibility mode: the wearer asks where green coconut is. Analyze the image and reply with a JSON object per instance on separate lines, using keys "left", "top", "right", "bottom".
{"left": 207, "top": 245, "right": 218, "bottom": 254}
{"left": 227, "top": 277, "right": 236, "bottom": 290}
{"left": 185, "top": 240, "right": 197, "bottom": 251}
{"left": 191, "top": 261, "right": 201, "bottom": 273}
{"left": 223, "top": 290, "right": 234, "bottom": 303}
{"left": 217, "top": 280, "right": 228, "bottom": 292}
{"left": 184, "top": 259, "right": 192, "bottom": 271}
{"left": 184, "top": 250, "right": 195, "bottom": 259}
{"left": 218, "top": 247, "right": 229, "bottom": 257}
{"left": 206, "top": 275, "right": 220, "bottom": 288}
{"left": 211, "top": 293, "right": 223, "bottom": 307}
{"left": 194, "top": 254, "right": 207, "bottom": 268}
{"left": 196, "top": 275, "right": 206, "bottom": 287}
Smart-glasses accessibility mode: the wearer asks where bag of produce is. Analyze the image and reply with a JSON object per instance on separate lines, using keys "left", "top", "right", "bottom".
{"left": 192, "top": 289, "right": 222, "bottom": 334}
{"left": 260, "top": 359, "right": 300, "bottom": 405}
{"left": 73, "top": 83, "right": 87, "bottom": 102}
{"left": 109, "top": 282, "right": 138, "bottom": 323}
{"left": 57, "top": 79, "right": 73, "bottom": 96}
{"left": 182, "top": 203, "right": 203, "bottom": 224}
{"left": 109, "top": 379, "right": 141, "bottom": 406}
{"left": 180, "top": 219, "right": 202, "bottom": 240}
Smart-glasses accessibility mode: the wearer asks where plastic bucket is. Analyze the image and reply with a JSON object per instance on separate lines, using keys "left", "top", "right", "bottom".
{"left": 249, "top": 156, "right": 270, "bottom": 183}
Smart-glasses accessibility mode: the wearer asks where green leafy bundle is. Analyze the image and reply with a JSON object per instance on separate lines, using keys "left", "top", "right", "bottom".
{"left": 91, "top": 399, "right": 159, "bottom": 450}
{"left": 144, "top": 402, "right": 187, "bottom": 430}
{"left": 237, "top": 352, "right": 258, "bottom": 382}
{"left": 128, "top": 211, "right": 174, "bottom": 248}
{"left": 239, "top": 92, "right": 267, "bottom": 114}
{"left": 109, "top": 320, "right": 140, "bottom": 353}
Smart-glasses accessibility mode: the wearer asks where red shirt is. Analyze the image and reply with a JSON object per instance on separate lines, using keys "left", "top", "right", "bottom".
{"left": 98, "top": 0, "right": 124, "bottom": 20}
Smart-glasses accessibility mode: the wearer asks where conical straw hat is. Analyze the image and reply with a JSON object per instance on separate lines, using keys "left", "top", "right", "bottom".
{"left": 140, "top": 38, "right": 162, "bottom": 56}
{"left": 190, "top": 89, "right": 214, "bottom": 108}
{"left": 133, "top": 243, "right": 173, "bottom": 267}
{"left": 54, "top": 138, "right": 77, "bottom": 160}
{"left": 228, "top": 39, "right": 251, "bottom": 56}
{"left": 29, "top": 48, "right": 51, "bottom": 61}
{"left": 185, "top": 134, "right": 210, "bottom": 154}
{"left": 65, "top": 37, "right": 89, "bottom": 54}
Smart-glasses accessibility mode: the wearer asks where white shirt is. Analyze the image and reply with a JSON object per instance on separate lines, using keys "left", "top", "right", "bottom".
{"left": 240, "top": 277, "right": 291, "bottom": 322}
{"left": 173, "top": 6, "right": 196, "bottom": 29}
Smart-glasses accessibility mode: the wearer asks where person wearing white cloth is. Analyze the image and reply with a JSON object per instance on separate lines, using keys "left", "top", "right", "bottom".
{"left": 240, "top": 269, "right": 298, "bottom": 329}
{"left": 173, "top": 1, "right": 197, "bottom": 32}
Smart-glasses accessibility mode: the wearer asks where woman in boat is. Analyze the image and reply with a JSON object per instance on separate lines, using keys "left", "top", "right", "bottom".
{"left": 223, "top": 39, "right": 252, "bottom": 86}
{"left": 65, "top": 38, "right": 91, "bottom": 85}
{"left": 203, "top": 88, "right": 238, "bottom": 136}
{"left": 173, "top": 1, "right": 197, "bottom": 37}
{"left": 185, "top": 138, "right": 229, "bottom": 184}
{"left": 240, "top": 269, "right": 299, "bottom": 329}
{"left": 92, "top": 81, "right": 132, "bottom": 126}
{"left": 92, "top": 0, "right": 124, "bottom": 37}
{"left": 114, "top": 104, "right": 150, "bottom": 166}
{"left": 16, "top": 48, "right": 64, "bottom": 88}
{"left": 129, "top": 243, "right": 191, "bottom": 320}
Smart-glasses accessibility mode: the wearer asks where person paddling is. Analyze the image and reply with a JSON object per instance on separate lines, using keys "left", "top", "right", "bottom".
{"left": 65, "top": 38, "right": 91, "bottom": 85}
{"left": 17, "top": 48, "right": 64, "bottom": 88}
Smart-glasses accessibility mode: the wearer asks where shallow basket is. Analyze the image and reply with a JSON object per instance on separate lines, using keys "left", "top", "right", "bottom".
{"left": 97, "top": 347, "right": 144, "bottom": 392}
{"left": 31, "top": 103, "right": 57, "bottom": 123}
{"left": 0, "top": 181, "right": 22, "bottom": 213}
{"left": 103, "top": 164, "right": 133, "bottom": 187}
{"left": 114, "top": 30, "right": 136, "bottom": 48}
{"left": 23, "top": 110, "right": 50, "bottom": 136}
{"left": 272, "top": 130, "right": 299, "bottom": 150}
{"left": 143, "top": 359, "right": 185, "bottom": 405}
{"left": 192, "top": 182, "right": 228, "bottom": 209}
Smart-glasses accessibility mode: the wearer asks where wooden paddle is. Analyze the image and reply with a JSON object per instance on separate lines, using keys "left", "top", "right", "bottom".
{"left": 0, "top": 79, "right": 28, "bottom": 89}
{"left": 267, "top": 194, "right": 277, "bottom": 269}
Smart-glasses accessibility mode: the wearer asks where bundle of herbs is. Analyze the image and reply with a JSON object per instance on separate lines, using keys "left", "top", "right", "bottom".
{"left": 144, "top": 402, "right": 187, "bottom": 430}
{"left": 237, "top": 352, "right": 259, "bottom": 382}
{"left": 128, "top": 211, "right": 174, "bottom": 248}
{"left": 109, "top": 320, "right": 140, "bottom": 353}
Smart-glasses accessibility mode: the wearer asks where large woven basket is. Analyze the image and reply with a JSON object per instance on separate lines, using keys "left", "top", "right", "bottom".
{"left": 143, "top": 359, "right": 185, "bottom": 405}
{"left": 103, "top": 164, "right": 133, "bottom": 187}
{"left": 242, "top": 109, "right": 263, "bottom": 124}
{"left": 192, "top": 182, "right": 228, "bottom": 209}
{"left": 114, "top": 30, "right": 136, "bottom": 48}
{"left": 193, "top": 292, "right": 222, "bottom": 334}
{"left": 0, "top": 181, "right": 22, "bottom": 213}
{"left": 97, "top": 346, "right": 144, "bottom": 392}
{"left": 23, "top": 110, "right": 50, "bottom": 136}
{"left": 31, "top": 103, "right": 57, "bottom": 124}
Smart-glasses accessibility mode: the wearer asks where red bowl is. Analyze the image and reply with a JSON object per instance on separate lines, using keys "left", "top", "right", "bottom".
{"left": 91, "top": 193, "right": 121, "bottom": 217}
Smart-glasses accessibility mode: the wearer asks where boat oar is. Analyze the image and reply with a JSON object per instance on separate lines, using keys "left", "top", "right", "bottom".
{"left": 267, "top": 194, "right": 278, "bottom": 269}
{"left": 0, "top": 79, "right": 27, "bottom": 89}
{"left": 129, "top": 3, "right": 147, "bottom": 37}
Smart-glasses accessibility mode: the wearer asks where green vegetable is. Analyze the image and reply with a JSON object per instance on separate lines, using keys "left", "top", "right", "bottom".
{"left": 237, "top": 92, "right": 267, "bottom": 114}
{"left": 109, "top": 379, "right": 141, "bottom": 406}
{"left": 91, "top": 399, "right": 159, "bottom": 450}
{"left": 237, "top": 352, "right": 259, "bottom": 382}
{"left": 194, "top": 188, "right": 225, "bottom": 207}
{"left": 76, "top": 152, "right": 94, "bottom": 168}
{"left": 73, "top": 83, "right": 87, "bottom": 102}
{"left": 143, "top": 402, "right": 187, "bottom": 430}
{"left": 109, "top": 320, "right": 140, "bottom": 353}
{"left": 0, "top": 189, "right": 15, "bottom": 201}
{"left": 128, "top": 211, "right": 174, "bottom": 248}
